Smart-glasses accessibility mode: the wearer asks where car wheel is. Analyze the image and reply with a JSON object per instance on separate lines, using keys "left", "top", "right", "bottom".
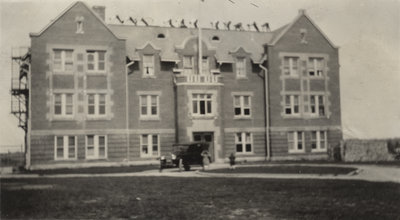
{"left": 184, "top": 164, "right": 190, "bottom": 171}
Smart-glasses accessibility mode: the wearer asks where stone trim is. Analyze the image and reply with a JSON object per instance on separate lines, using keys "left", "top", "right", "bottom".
{"left": 270, "top": 125, "right": 341, "bottom": 132}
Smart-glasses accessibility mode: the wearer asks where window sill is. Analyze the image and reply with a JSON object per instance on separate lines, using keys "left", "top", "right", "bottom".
{"left": 234, "top": 116, "right": 252, "bottom": 120}
{"left": 54, "top": 158, "right": 77, "bottom": 161}
{"left": 311, "top": 149, "right": 327, "bottom": 153}
{"left": 52, "top": 116, "right": 75, "bottom": 121}
{"left": 235, "top": 152, "right": 254, "bottom": 155}
{"left": 86, "top": 116, "right": 109, "bottom": 121}
{"left": 288, "top": 150, "right": 306, "bottom": 154}
{"left": 53, "top": 71, "right": 74, "bottom": 75}
{"left": 282, "top": 75, "right": 300, "bottom": 79}
{"left": 282, "top": 115, "right": 301, "bottom": 119}
{"left": 191, "top": 115, "right": 216, "bottom": 120}
{"left": 86, "top": 71, "right": 107, "bottom": 76}
{"left": 140, "top": 116, "right": 160, "bottom": 121}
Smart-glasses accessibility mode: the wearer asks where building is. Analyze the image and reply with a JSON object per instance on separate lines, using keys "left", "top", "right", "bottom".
{"left": 12, "top": 1, "right": 342, "bottom": 169}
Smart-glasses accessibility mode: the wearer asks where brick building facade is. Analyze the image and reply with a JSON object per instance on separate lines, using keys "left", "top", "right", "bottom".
{"left": 26, "top": 2, "right": 342, "bottom": 168}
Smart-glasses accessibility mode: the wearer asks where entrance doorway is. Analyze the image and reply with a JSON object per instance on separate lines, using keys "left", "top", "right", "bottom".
{"left": 193, "top": 132, "right": 214, "bottom": 162}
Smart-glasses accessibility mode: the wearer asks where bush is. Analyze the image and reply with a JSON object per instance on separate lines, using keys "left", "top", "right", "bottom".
{"left": 387, "top": 140, "right": 400, "bottom": 160}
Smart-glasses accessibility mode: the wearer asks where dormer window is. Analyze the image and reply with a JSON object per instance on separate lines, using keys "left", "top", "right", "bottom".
{"left": 212, "top": 36, "right": 220, "bottom": 41}
{"left": 157, "top": 33, "right": 165, "bottom": 39}
{"left": 75, "top": 16, "right": 84, "bottom": 34}
{"left": 236, "top": 57, "right": 246, "bottom": 78}
{"left": 143, "top": 55, "right": 155, "bottom": 76}
{"left": 183, "top": 56, "right": 195, "bottom": 75}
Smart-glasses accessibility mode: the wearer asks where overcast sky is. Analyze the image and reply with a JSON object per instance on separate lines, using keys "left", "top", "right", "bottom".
{"left": 0, "top": 0, "right": 399, "bottom": 152}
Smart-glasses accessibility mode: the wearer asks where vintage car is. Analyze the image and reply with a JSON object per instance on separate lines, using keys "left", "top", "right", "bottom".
{"left": 159, "top": 142, "right": 210, "bottom": 171}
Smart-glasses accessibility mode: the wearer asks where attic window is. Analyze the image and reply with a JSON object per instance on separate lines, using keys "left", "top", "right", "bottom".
{"left": 75, "top": 16, "right": 84, "bottom": 34}
{"left": 300, "top": 29, "right": 308, "bottom": 44}
{"left": 157, "top": 33, "right": 165, "bottom": 39}
{"left": 212, "top": 36, "right": 220, "bottom": 41}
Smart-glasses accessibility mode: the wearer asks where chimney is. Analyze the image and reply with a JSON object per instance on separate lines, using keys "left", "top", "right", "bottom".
{"left": 92, "top": 6, "right": 105, "bottom": 21}
{"left": 298, "top": 9, "right": 306, "bottom": 15}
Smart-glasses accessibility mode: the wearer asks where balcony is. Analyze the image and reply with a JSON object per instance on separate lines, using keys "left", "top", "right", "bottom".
{"left": 173, "top": 70, "right": 223, "bottom": 85}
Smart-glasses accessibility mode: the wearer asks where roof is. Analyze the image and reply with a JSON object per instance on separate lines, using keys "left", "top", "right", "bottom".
{"left": 30, "top": 1, "right": 123, "bottom": 40}
{"left": 270, "top": 10, "right": 338, "bottom": 49}
{"left": 108, "top": 25, "right": 275, "bottom": 63}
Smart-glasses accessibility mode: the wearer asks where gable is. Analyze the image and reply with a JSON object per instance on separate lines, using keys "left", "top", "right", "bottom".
{"left": 30, "top": 2, "right": 121, "bottom": 41}
{"left": 272, "top": 13, "right": 337, "bottom": 50}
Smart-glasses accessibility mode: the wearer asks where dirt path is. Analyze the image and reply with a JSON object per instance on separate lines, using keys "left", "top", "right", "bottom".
{"left": 1, "top": 163, "right": 399, "bottom": 183}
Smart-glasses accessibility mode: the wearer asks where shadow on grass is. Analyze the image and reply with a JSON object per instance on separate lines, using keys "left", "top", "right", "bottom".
{"left": 206, "top": 166, "right": 357, "bottom": 175}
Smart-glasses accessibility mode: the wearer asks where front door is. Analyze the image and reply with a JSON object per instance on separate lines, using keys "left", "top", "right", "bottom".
{"left": 193, "top": 132, "right": 214, "bottom": 162}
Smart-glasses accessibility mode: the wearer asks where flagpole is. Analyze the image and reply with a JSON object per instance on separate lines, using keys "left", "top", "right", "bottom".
{"left": 198, "top": 0, "right": 202, "bottom": 75}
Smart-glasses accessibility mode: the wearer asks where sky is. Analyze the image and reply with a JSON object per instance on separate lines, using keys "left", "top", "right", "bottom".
{"left": 0, "top": 0, "right": 399, "bottom": 152}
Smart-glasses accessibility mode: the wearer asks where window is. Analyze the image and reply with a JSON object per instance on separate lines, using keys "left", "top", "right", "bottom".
{"left": 53, "top": 49, "right": 73, "bottom": 72}
{"left": 143, "top": 55, "right": 155, "bottom": 76}
{"left": 140, "top": 95, "right": 159, "bottom": 118}
{"left": 140, "top": 134, "right": 159, "bottom": 157}
{"left": 183, "top": 56, "right": 195, "bottom": 75}
{"left": 157, "top": 33, "right": 165, "bottom": 38}
{"left": 87, "top": 94, "right": 107, "bottom": 116}
{"left": 54, "top": 93, "right": 74, "bottom": 116}
{"left": 283, "top": 57, "right": 299, "bottom": 77}
{"left": 310, "top": 95, "right": 325, "bottom": 116}
{"left": 311, "top": 131, "right": 327, "bottom": 152}
{"left": 236, "top": 57, "right": 246, "bottom": 77}
{"left": 212, "top": 36, "right": 220, "bottom": 41}
{"left": 235, "top": 132, "right": 252, "bottom": 153}
{"left": 192, "top": 94, "right": 212, "bottom": 116}
{"left": 54, "top": 136, "right": 77, "bottom": 160}
{"left": 201, "top": 56, "right": 209, "bottom": 74}
{"left": 284, "top": 95, "right": 300, "bottom": 115}
{"left": 87, "top": 51, "right": 106, "bottom": 72}
{"left": 288, "top": 131, "right": 305, "bottom": 153}
{"left": 234, "top": 95, "right": 251, "bottom": 117}
{"left": 86, "top": 135, "right": 107, "bottom": 159}
{"left": 308, "top": 58, "right": 324, "bottom": 77}
{"left": 75, "top": 16, "right": 84, "bottom": 34}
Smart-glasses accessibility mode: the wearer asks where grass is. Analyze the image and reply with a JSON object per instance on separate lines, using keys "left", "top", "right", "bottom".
{"left": 2, "top": 177, "right": 399, "bottom": 219}
{"left": 206, "top": 165, "right": 357, "bottom": 175}
{"left": 23, "top": 164, "right": 159, "bottom": 175}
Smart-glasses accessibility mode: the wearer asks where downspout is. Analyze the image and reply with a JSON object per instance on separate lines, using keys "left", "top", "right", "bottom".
{"left": 126, "top": 60, "right": 134, "bottom": 162}
{"left": 259, "top": 64, "right": 270, "bottom": 161}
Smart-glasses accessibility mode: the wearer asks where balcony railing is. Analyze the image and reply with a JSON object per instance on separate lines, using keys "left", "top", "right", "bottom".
{"left": 173, "top": 69, "right": 223, "bottom": 85}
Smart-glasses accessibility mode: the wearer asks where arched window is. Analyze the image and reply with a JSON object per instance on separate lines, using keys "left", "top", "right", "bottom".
{"left": 157, "top": 33, "right": 165, "bottom": 39}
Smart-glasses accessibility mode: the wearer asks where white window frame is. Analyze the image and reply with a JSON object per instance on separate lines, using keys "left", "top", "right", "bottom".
{"left": 283, "top": 57, "right": 299, "bottom": 77}
{"left": 142, "top": 54, "right": 155, "bottom": 76}
{"left": 140, "top": 134, "right": 160, "bottom": 157}
{"left": 236, "top": 57, "right": 246, "bottom": 78}
{"left": 288, "top": 131, "right": 305, "bottom": 153}
{"left": 233, "top": 95, "right": 251, "bottom": 118}
{"left": 54, "top": 93, "right": 74, "bottom": 117}
{"left": 311, "top": 131, "right": 327, "bottom": 152}
{"left": 139, "top": 94, "right": 159, "bottom": 119}
{"left": 86, "top": 50, "right": 106, "bottom": 73}
{"left": 87, "top": 94, "right": 107, "bottom": 117}
{"left": 191, "top": 93, "right": 213, "bottom": 116}
{"left": 235, "top": 132, "right": 253, "bottom": 154}
{"left": 284, "top": 95, "right": 300, "bottom": 116}
{"left": 85, "top": 135, "right": 107, "bottom": 159}
{"left": 308, "top": 58, "right": 324, "bottom": 77}
{"left": 183, "top": 55, "right": 195, "bottom": 75}
{"left": 310, "top": 95, "right": 325, "bottom": 117}
{"left": 54, "top": 136, "right": 77, "bottom": 160}
{"left": 53, "top": 49, "right": 74, "bottom": 73}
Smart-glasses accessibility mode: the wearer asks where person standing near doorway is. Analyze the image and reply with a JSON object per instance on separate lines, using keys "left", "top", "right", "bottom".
{"left": 201, "top": 150, "right": 210, "bottom": 171}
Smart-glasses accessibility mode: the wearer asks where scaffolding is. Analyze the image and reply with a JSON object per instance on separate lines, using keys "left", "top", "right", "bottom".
{"left": 10, "top": 47, "right": 30, "bottom": 167}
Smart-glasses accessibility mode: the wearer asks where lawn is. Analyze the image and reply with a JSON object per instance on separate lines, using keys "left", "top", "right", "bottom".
{"left": 206, "top": 166, "right": 357, "bottom": 175}
{"left": 2, "top": 177, "right": 399, "bottom": 219}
